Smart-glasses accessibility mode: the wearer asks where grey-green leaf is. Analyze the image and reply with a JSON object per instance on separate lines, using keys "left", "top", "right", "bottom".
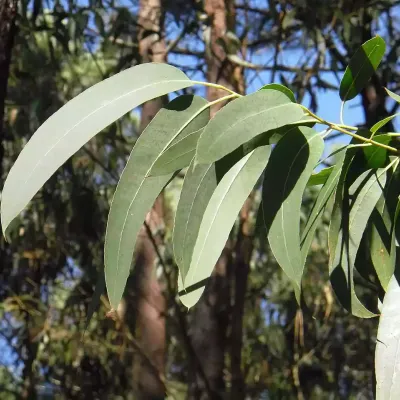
{"left": 307, "top": 166, "right": 335, "bottom": 187}
{"left": 195, "top": 90, "right": 305, "bottom": 164}
{"left": 376, "top": 275, "right": 400, "bottom": 399}
{"left": 179, "top": 145, "right": 271, "bottom": 308}
{"left": 261, "top": 127, "right": 324, "bottom": 301}
{"left": 173, "top": 160, "right": 217, "bottom": 283}
{"left": 301, "top": 150, "right": 346, "bottom": 263}
{"left": 1, "top": 63, "right": 193, "bottom": 238}
{"left": 105, "top": 95, "right": 209, "bottom": 309}
{"left": 330, "top": 168, "right": 387, "bottom": 318}
{"left": 150, "top": 127, "right": 205, "bottom": 176}
{"left": 340, "top": 36, "right": 386, "bottom": 102}
{"left": 260, "top": 83, "right": 296, "bottom": 102}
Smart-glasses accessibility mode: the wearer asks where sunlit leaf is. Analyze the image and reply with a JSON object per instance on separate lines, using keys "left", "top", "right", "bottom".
{"left": 261, "top": 127, "right": 324, "bottom": 301}
{"left": 376, "top": 275, "right": 400, "bottom": 399}
{"left": 385, "top": 88, "right": 400, "bottom": 103}
{"left": 1, "top": 63, "right": 193, "bottom": 238}
{"left": 260, "top": 83, "right": 296, "bottom": 102}
{"left": 196, "top": 90, "right": 304, "bottom": 164}
{"left": 105, "top": 95, "right": 209, "bottom": 309}
{"left": 340, "top": 36, "right": 386, "bottom": 102}
{"left": 179, "top": 145, "right": 271, "bottom": 308}
{"left": 330, "top": 168, "right": 387, "bottom": 317}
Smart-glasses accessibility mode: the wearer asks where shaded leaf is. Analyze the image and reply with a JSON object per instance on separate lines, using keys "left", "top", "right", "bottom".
{"left": 330, "top": 168, "right": 387, "bottom": 317}
{"left": 363, "top": 134, "right": 391, "bottom": 168}
{"left": 260, "top": 83, "right": 296, "bottom": 102}
{"left": 371, "top": 113, "right": 399, "bottom": 136}
{"left": 173, "top": 160, "right": 217, "bottom": 283}
{"left": 376, "top": 275, "right": 400, "bottom": 399}
{"left": 301, "top": 151, "right": 347, "bottom": 263}
{"left": 196, "top": 90, "right": 304, "bottom": 164}
{"left": 307, "top": 166, "right": 334, "bottom": 187}
{"left": 179, "top": 146, "right": 271, "bottom": 308}
{"left": 150, "top": 127, "right": 205, "bottom": 176}
{"left": 340, "top": 36, "right": 386, "bottom": 102}
{"left": 1, "top": 63, "right": 193, "bottom": 238}
{"left": 105, "top": 95, "right": 209, "bottom": 309}
{"left": 261, "top": 127, "right": 324, "bottom": 300}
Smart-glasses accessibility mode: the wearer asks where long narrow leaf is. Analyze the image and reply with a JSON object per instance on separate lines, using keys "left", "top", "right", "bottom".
{"left": 261, "top": 127, "right": 324, "bottom": 301}
{"left": 1, "top": 63, "right": 193, "bottom": 237}
{"left": 105, "top": 95, "right": 209, "bottom": 309}
{"left": 330, "top": 168, "right": 387, "bottom": 317}
{"left": 173, "top": 160, "right": 217, "bottom": 283}
{"left": 179, "top": 145, "right": 271, "bottom": 308}
{"left": 196, "top": 90, "right": 304, "bottom": 164}
{"left": 376, "top": 275, "right": 400, "bottom": 399}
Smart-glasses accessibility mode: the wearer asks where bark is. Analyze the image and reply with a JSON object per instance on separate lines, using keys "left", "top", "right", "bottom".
{"left": 132, "top": 1, "right": 167, "bottom": 399}
{"left": 0, "top": 0, "right": 17, "bottom": 178}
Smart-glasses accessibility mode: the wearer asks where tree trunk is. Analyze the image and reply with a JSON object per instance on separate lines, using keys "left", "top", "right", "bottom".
{"left": 132, "top": 1, "right": 167, "bottom": 399}
{"left": 0, "top": 0, "right": 17, "bottom": 178}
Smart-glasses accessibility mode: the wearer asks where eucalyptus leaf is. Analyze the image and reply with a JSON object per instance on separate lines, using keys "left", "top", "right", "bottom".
{"left": 376, "top": 275, "right": 400, "bottom": 399}
{"left": 385, "top": 88, "right": 400, "bottom": 103}
{"left": 1, "top": 63, "right": 193, "bottom": 238}
{"left": 196, "top": 90, "right": 304, "bottom": 164}
{"left": 330, "top": 168, "right": 387, "bottom": 317}
{"left": 363, "top": 134, "right": 391, "bottom": 168}
{"left": 307, "top": 166, "right": 334, "bottom": 187}
{"left": 371, "top": 113, "right": 399, "bottom": 136}
{"left": 150, "top": 127, "right": 204, "bottom": 176}
{"left": 261, "top": 127, "right": 324, "bottom": 301}
{"left": 340, "top": 36, "right": 386, "bottom": 102}
{"left": 301, "top": 150, "right": 346, "bottom": 263}
{"left": 260, "top": 83, "right": 296, "bottom": 102}
{"left": 179, "top": 145, "right": 271, "bottom": 308}
{"left": 105, "top": 95, "right": 209, "bottom": 309}
{"left": 173, "top": 160, "right": 217, "bottom": 283}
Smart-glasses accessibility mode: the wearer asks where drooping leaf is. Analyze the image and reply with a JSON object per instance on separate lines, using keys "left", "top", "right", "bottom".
{"left": 371, "top": 113, "right": 399, "bottom": 136}
{"left": 1, "top": 63, "right": 193, "bottom": 238}
{"left": 370, "top": 165, "right": 400, "bottom": 290}
{"left": 260, "top": 83, "right": 296, "bottom": 102}
{"left": 105, "top": 95, "right": 209, "bottom": 309}
{"left": 385, "top": 88, "right": 400, "bottom": 103}
{"left": 307, "top": 166, "right": 334, "bottom": 187}
{"left": 195, "top": 90, "right": 304, "bottom": 164}
{"left": 301, "top": 150, "right": 346, "bottom": 263}
{"left": 363, "top": 134, "right": 391, "bottom": 168}
{"left": 370, "top": 198, "right": 396, "bottom": 291}
{"left": 340, "top": 36, "right": 386, "bottom": 102}
{"left": 150, "top": 127, "right": 204, "bottom": 176}
{"left": 173, "top": 160, "right": 217, "bottom": 283}
{"left": 261, "top": 127, "right": 324, "bottom": 301}
{"left": 330, "top": 168, "right": 387, "bottom": 318}
{"left": 179, "top": 145, "right": 271, "bottom": 308}
{"left": 376, "top": 275, "right": 400, "bottom": 399}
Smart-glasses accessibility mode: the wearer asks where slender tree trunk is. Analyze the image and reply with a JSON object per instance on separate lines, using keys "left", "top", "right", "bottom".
{"left": 0, "top": 0, "right": 17, "bottom": 178}
{"left": 188, "top": 1, "right": 247, "bottom": 399}
{"left": 132, "top": 1, "right": 167, "bottom": 398}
